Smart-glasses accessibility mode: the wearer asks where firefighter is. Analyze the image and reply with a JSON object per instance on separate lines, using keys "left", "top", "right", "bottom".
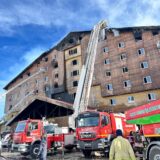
{"left": 109, "top": 129, "right": 136, "bottom": 160}
{"left": 39, "top": 133, "right": 47, "bottom": 160}
{"left": 7, "top": 134, "right": 12, "bottom": 152}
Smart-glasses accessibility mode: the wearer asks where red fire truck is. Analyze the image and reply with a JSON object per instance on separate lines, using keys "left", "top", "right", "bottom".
{"left": 12, "top": 119, "right": 75, "bottom": 159}
{"left": 76, "top": 111, "right": 136, "bottom": 157}
{"left": 125, "top": 99, "right": 160, "bottom": 160}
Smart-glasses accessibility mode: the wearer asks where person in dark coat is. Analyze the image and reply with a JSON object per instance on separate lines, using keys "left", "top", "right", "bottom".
{"left": 39, "top": 133, "right": 47, "bottom": 160}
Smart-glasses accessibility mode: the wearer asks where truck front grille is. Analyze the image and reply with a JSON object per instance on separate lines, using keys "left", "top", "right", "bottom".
{"left": 80, "top": 132, "right": 96, "bottom": 139}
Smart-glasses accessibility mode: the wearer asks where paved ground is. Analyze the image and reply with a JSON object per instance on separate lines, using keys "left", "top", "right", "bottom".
{"left": 1, "top": 150, "right": 108, "bottom": 160}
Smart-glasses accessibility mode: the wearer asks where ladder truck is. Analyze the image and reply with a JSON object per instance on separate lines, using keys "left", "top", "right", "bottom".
{"left": 69, "top": 20, "right": 107, "bottom": 128}
{"left": 70, "top": 21, "right": 136, "bottom": 157}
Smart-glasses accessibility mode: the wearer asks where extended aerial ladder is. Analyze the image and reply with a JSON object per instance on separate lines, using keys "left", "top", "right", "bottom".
{"left": 69, "top": 21, "right": 107, "bottom": 128}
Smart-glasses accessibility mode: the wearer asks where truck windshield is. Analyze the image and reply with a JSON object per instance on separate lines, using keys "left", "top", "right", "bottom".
{"left": 15, "top": 122, "right": 26, "bottom": 133}
{"left": 77, "top": 116, "right": 99, "bottom": 127}
{"left": 44, "top": 125, "right": 55, "bottom": 134}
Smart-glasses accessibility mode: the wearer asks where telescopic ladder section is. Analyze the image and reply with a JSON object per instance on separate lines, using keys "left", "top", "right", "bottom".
{"left": 69, "top": 21, "right": 106, "bottom": 128}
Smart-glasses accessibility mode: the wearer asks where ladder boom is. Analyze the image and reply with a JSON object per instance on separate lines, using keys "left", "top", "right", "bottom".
{"left": 70, "top": 21, "right": 107, "bottom": 127}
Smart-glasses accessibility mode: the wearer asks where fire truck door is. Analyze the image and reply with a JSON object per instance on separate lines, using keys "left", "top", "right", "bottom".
{"left": 115, "top": 118, "right": 123, "bottom": 132}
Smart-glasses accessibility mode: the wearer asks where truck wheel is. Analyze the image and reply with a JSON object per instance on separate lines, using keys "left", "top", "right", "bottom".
{"left": 64, "top": 146, "right": 74, "bottom": 151}
{"left": 149, "top": 145, "right": 160, "bottom": 160}
{"left": 30, "top": 144, "right": 40, "bottom": 159}
{"left": 82, "top": 150, "right": 91, "bottom": 158}
{"left": 20, "top": 152, "right": 29, "bottom": 156}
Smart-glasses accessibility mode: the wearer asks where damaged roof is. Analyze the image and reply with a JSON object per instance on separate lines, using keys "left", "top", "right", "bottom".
{"left": 5, "top": 95, "right": 73, "bottom": 126}
{"left": 4, "top": 26, "right": 160, "bottom": 90}
{"left": 4, "top": 31, "right": 90, "bottom": 90}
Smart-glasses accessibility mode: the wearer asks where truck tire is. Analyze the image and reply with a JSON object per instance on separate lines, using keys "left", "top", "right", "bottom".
{"left": 30, "top": 143, "right": 40, "bottom": 159}
{"left": 82, "top": 150, "right": 91, "bottom": 158}
{"left": 149, "top": 145, "right": 160, "bottom": 160}
{"left": 20, "top": 152, "right": 29, "bottom": 156}
{"left": 64, "top": 145, "right": 74, "bottom": 151}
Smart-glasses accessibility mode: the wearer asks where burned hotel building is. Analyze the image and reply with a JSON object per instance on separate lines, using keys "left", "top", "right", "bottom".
{"left": 3, "top": 26, "right": 160, "bottom": 126}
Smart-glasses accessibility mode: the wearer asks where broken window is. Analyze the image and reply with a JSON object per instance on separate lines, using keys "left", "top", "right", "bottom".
{"left": 118, "top": 42, "right": 125, "bottom": 48}
{"left": 35, "top": 90, "right": 38, "bottom": 94}
{"left": 71, "top": 70, "right": 79, "bottom": 76}
{"left": 138, "top": 48, "right": 145, "bottom": 55}
{"left": 124, "top": 80, "right": 131, "bottom": 88}
{"left": 152, "top": 30, "right": 159, "bottom": 36}
{"left": 110, "top": 99, "right": 116, "bottom": 105}
{"left": 140, "top": 61, "right": 148, "bottom": 69}
{"left": 69, "top": 38, "right": 74, "bottom": 44}
{"left": 55, "top": 73, "right": 58, "bottom": 78}
{"left": 44, "top": 57, "right": 48, "bottom": 62}
{"left": 54, "top": 83, "right": 58, "bottom": 88}
{"left": 73, "top": 81, "right": 78, "bottom": 87}
{"left": 53, "top": 62, "right": 58, "bottom": 68}
{"left": 106, "top": 84, "right": 113, "bottom": 90}
{"left": 51, "top": 59, "right": 58, "bottom": 68}
{"left": 106, "top": 71, "right": 111, "bottom": 77}
{"left": 69, "top": 48, "right": 77, "bottom": 55}
{"left": 122, "top": 67, "right": 128, "bottom": 73}
{"left": 27, "top": 72, "right": 31, "bottom": 76}
{"left": 134, "top": 31, "right": 142, "bottom": 41}
{"left": 72, "top": 60, "right": 78, "bottom": 65}
{"left": 144, "top": 76, "right": 152, "bottom": 84}
{"left": 79, "top": 36, "right": 82, "bottom": 41}
{"left": 148, "top": 93, "right": 156, "bottom": 101}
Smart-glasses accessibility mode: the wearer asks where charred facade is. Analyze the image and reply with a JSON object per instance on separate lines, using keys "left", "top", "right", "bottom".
{"left": 3, "top": 26, "right": 160, "bottom": 123}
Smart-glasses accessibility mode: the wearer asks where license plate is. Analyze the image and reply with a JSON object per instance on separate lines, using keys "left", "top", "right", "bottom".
{"left": 85, "top": 143, "right": 91, "bottom": 147}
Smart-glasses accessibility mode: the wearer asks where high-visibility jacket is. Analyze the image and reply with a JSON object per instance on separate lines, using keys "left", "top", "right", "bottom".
{"left": 109, "top": 136, "right": 136, "bottom": 160}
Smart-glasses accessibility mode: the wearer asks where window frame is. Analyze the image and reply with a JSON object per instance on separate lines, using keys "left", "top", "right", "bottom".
{"left": 148, "top": 93, "right": 156, "bottom": 101}
{"left": 138, "top": 48, "right": 145, "bottom": 56}
{"left": 118, "top": 42, "right": 125, "bottom": 48}
{"left": 110, "top": 99, "right": 116, "bottom": 106}
{"left": 128, "top": 96, "right": 134, "bottom": 103}
{"left": 122, "top": 67, "right": 128, "bottom": 73}
{"left": 120, "top": 53, "right": 127, "bottom": 60}
{"left": 124, "top": 80, "right": 131, "bottom": 88}
{"left": 103, "top": 47, "right": 109, "bottom": 53}
{"left": 106, "top": 83, "right": 113, "bottom": 90}
{"left": 69, "top": 48, "right": 77, "bottom": 55}
{"left": 104, "top": 59, "right": 110, "bottom": 64}
{"left": 71, "top": 70, "right": 79, "bottom": 76}
{"left": 143, "top": 76, "right": 152, "bottom": 84}
{"left": 73, "top": 81, "right": 78, "bottom": 87}
{"left": 72, "top": 59, "right": 78, "bottom": 65}
{"left": 140, "top": 61, "right": 148, "bottom": 69}
{"left": 105, "top": 71, "right": 111, "bottom": 77}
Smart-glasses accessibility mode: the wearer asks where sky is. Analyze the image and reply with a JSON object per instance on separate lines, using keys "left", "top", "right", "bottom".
{"left": 0, "top": 0, "right": 160, "bottom": 119}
